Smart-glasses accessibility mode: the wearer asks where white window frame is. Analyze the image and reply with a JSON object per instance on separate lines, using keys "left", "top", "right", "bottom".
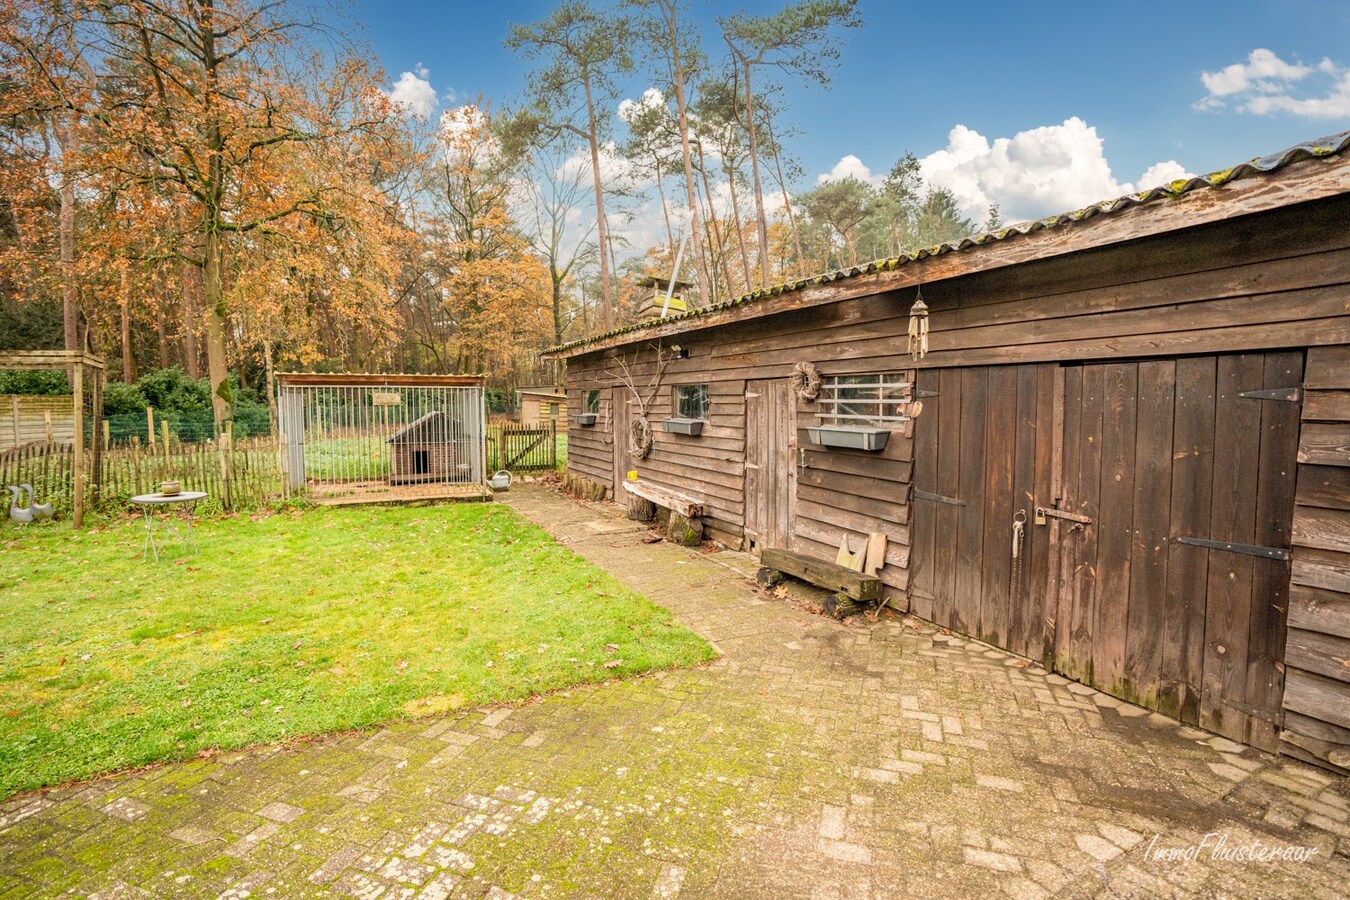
{"left": 817, "top": 373, "right": 912, "bottom": 427}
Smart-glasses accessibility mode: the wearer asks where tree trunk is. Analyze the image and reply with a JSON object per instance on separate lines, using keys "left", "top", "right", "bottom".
{"left": 581, "top": 70, "right": 613, "bottom": 331}
{"left": 695, "top": 139, "right": 734, "bottom": 301}
{"left": 263, "top": 337, "right": 277, "bottom": 432}
{"left": 202, "top": 228, "right": 231, "bottom": 429}
{"left": 765, "top": 115, "right": 806, "bottom": 277}
{"left": 652, "top": 150, "right": 674, "bottom": 256}
{"left": 742, "top": 60, "right": 770, "bottom": 288}
{"left": 180, "top": 262, "right": 199, "bottom": 376}
{"left": 723, "top": 158, "right": 753, "bottom": 293}
{"left": 56, "top": 113, "right": 79, "bottom": 354}
{"left": 156, "top": 318, "right": 169, "bottom": 368}
{"left": 550, "top": 266, "right": 566, "bottom": 345}
{"left": 666, "top": 8, "right": 709, "bottom": 308}
{"left": 119, "top": 267, "right": 134, "bottom": 382}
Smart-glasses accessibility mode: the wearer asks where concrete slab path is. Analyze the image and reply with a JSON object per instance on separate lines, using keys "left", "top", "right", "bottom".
{"left": 1, "top": 484, "right": 1346, "bottom": 898}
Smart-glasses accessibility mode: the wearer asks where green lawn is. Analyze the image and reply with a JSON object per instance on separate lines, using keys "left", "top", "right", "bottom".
{"left": 0, "top": 503, "right": 713, "bottom": 798}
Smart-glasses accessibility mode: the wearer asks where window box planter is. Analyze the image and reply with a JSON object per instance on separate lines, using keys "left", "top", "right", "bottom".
{"left": 806, "top": 425, "right": 890, "bottom": 452}
{"left": 660, "top": 417, "right": 705, "bottom": 436}
{"left": 572, "top": 413, "right": 597, "bottom": 426}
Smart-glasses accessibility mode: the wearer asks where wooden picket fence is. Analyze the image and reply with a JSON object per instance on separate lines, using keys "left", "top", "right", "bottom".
{"left": 4, "top": 425, "right": 566, "bottom": 522}
{"left": 0, "top": 441, "right": 76, "bottom": 518}
{"left": 101, "top": 435, "right": 286, "bottom": 514}
{"left": 1, "top": 436, "right": 287, "bottom": 521}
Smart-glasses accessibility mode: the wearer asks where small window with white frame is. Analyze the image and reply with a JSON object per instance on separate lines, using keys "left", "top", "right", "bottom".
{"left": 674, "top": 384, "right": 710, "bottom": 420}
{"left": 818, "top": 373, "right": 911, "bottom": 427}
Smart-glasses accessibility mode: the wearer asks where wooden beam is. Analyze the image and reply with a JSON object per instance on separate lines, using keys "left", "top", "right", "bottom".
{"left": 549, "top": 154, "right": 1350, "bottom": 359}
{"left": 621, "top": 479, "right": 705, "bottom": 518}
{"left": 760, "top": 547, "right": 882, "bottom": 602}
{"left": 275, "top": 372, "right": 484, "bottom": 387}
{"left": 0, "top": 351, "right": 106, "bottom": 371}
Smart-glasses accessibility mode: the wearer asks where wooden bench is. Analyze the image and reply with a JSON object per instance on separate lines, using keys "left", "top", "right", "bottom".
{"left": 622, "top": 480, "right": 706, "bottom": 546}
{"left": 757, "top": 547, "right": 881, "bottom": 603}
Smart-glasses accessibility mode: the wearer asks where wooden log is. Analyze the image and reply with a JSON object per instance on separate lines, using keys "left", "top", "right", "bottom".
{"left": 622, "top": 479, "right": 705, "bottom": 518}
{"left": 667, "top": 512, "right": 703, "bottom": 546}
{"left": 760, "top": 547, "right": 881, "bottom": 602}
{"left": 756, "top": 567, "right": 783, "bottom": 589}
{"left": 627, "top": 495, "right": 656, "bottom": 522}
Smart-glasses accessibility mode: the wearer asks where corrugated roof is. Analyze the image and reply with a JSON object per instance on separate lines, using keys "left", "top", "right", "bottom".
{"left": 546, "top": 130, "right": 1350, "bottom": 357}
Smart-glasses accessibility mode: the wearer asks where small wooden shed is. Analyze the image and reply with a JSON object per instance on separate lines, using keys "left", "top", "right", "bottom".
{"left": 518, "top": 388, "right": 567, "bottom": 425}
{"left": 546, "top": 132, "right": 1350, "bottom": 771}
{"left": 387, "top": 411, "right": 468, "bottom": 484}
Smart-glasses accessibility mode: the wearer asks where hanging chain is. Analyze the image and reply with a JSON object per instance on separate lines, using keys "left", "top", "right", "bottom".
{"left": 1010, "top": 509, "right": 1027, "bottom": 604}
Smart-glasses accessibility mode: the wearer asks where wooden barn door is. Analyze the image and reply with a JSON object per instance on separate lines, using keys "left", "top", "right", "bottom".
{"left": 744, "top": 379, "right": 796, "bottom": 554}
{"left": 909, "top": 363, "right": 1058, "bottom": 659}
{"left": 1051, "top": 352, "right": 1303, "bottom": 751}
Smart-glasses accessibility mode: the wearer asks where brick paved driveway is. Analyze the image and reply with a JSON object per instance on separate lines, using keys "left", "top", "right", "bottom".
{"left": 1, "top": 484, "right": 1346, "bottom": 898}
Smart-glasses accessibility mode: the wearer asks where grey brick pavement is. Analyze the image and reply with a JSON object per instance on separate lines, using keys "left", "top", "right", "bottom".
{"left": 0, "top": 484, "right": 1345, "bottom": 898}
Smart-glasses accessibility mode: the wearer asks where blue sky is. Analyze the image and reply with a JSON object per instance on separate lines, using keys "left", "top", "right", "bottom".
{"left": 355, "top": 0, "right": 1349, "bottom": 224}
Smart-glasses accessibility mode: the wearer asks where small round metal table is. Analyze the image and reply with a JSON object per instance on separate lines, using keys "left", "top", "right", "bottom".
{"left": 129, "top": 491, "right": 207, "bottom": 561}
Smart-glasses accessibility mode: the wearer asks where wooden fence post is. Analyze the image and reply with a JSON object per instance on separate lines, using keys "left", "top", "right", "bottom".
{"left": 161, "top": 420, "right": 171, "bottom": 465}
{"left": 147, "top": 407, "right": 155, "bottom": 448}
{"left": 218, "top": 431, "right": 233, "bottom": 510}
{"left": 71, "top": 361, "right": 83, "bottom": 528}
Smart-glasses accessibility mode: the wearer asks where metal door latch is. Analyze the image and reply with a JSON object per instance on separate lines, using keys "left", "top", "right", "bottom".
{"left": 1034, "top": 505, "right": 1093, "bottom": 526}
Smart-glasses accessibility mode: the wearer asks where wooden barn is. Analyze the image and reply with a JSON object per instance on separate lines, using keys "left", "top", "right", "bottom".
{"left": 546, "top": 133, "right": 1350, "bottom": 771}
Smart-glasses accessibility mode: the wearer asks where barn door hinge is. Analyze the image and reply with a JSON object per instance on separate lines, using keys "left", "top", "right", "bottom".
{"left": 914, "top": 389, "right": 941, "bottom": 399}
{"left": 913, "top": 489, "right": 966, "bottom": 507}
{"left": 1177, "top": 536, "right": 1291, "bottom": 561}
{"left": 1238, "top": 387, "right": 1302, "bottom": 402}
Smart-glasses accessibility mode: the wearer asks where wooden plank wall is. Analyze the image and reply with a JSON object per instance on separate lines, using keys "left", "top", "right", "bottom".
{"left": 561, "top": 193, "right": 1350, "bottom": 764}
{"left": 2, "top": 395, "right": 77, "bottom": 450}
{"left": 794, "top": 394, "right": 913, "bottom": 608}
{"left": 565, "top": 367, "right": 747, "bottom": 547}
{"left": 1286, "top": 344, "right": 1350, "bottom": 773}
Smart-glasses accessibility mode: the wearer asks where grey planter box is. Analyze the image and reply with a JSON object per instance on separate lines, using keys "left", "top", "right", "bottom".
{"left": 806, "top": 425, "right": 890, "bottom": 452}
{"left": 573, "top": 413, "right": 597, "bottom": 426}
{"left": 660, "top": 417, "right": 705, "bottom": 436}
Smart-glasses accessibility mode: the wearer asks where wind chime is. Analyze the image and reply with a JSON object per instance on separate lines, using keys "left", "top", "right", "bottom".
{"left": 907, "top": 286, "right": 929, "bottom": 360}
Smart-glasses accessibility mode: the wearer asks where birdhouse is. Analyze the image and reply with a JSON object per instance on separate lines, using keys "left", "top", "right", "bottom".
{"left": 635, "top": 275, "right": 691, "bottom": 320}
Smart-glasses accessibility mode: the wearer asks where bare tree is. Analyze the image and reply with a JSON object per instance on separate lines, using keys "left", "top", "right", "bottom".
{"left": 720, "top": 1, "right": 860, "bottom": 286}
{"left": 507, "top": 2, "right": 632, "bottom": 331}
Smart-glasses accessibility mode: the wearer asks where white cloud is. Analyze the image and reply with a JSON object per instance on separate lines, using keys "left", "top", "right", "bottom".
{"left": 814, "top": 119, "right": 1194, "bottom": 224}
{"left": 1135, "top": 160, "right": 1192, "bottom": 191}
{"left": 1196, "top": 49, "right": 1350, "bottom": 118}
{"left": 1200, "top": 48, "right": 1312, "bottom": 97}
{"left": 387, "top": 64, "right": 438, "bottom": 118}
{"left": 617, "top": 87, "right": 668, "bottom": 124}
{"left": 916, "top": 119, "right": 1191, "bottom": 223}
{"left": 816, "top": 154, "right": 883, "bottom": 187}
